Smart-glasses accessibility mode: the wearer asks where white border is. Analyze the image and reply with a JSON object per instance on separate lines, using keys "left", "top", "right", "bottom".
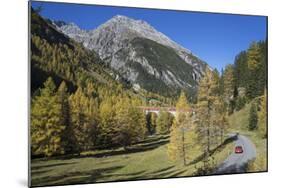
{"left": 0, "top": 0, "right": 280, "bottom": 188}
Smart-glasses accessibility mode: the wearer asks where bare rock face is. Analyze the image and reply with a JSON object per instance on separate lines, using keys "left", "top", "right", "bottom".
{"left": 53, "top": 15, "right": 209, "bottom": 95}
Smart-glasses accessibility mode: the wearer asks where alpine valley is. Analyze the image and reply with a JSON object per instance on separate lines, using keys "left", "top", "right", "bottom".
{"left": 30, "top": 6, "right": 267, "bottom": 187}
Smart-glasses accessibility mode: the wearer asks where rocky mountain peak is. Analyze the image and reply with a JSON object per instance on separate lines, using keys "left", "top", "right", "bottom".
{"left": 111, "top": 14, "right": 132, "bottom": 22}
{"left": 53, "top": 15, "right": 208, "bottom": 95}
{"left": 53, "top": 20, "right": 67, "bottom": 27}
{"left": 94, "top": 14, "right": 155, "bottom": 37}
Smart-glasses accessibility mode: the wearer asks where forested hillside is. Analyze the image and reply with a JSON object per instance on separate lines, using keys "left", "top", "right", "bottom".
{"left": 221, "top": 41, "right": 268, "bottom": 173}
{"left": 31, "top": 8, "right": 118, "bottom": 93}
{"left": 166, "top": 40, "right": 267, "bottom": 172}
{"left": 220, "top": 40, "right": 267, "bottom": 114}
{"left": 31, "top": 9, "right": 147, "bottom": 157}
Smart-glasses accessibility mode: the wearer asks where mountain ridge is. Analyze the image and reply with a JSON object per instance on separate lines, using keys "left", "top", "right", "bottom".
{"left": 53, "top": 14, "right": 209, "bottom": 96}
{"left": 53, "top": 15, "right": 206, "bottom": 66}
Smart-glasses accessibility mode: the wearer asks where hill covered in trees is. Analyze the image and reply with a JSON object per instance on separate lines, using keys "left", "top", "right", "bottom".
{"left": 220, "top": 40, "right": 267, "bottom": 114}
{"left": 167, "top": 50, "right": 267, "bottom": 172}
{"left": 30, "top": 9, "right": 177, "bottom": 157}
{"left": 31, "top": 9, "right": 143, "bottom": 156}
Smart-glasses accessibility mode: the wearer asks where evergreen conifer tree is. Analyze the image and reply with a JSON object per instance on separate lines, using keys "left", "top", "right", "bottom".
{"left": 258, "top": 89, "right": 267, "bottom": 138}
{"left": 248, "top": 102, "right": 258, "bottom": 131}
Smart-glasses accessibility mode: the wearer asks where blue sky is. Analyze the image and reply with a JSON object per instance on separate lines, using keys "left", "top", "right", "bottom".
{"left": 31, "top": 1, "right": 267, "bottom": 71}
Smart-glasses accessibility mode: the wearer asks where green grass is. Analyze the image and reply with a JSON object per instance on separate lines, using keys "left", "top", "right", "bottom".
{"left": 212, "top": 140, "right": 235, "bottom": 166}
{"left": 31, "top": 134, "right": 233, "bottom": 187}
{"left": 228, "top": 101, "right": 267, "bottom": 172}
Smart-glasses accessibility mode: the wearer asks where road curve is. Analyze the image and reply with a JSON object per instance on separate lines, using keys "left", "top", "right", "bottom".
{"left": 214, "top": 134, "right": 256, "bottom": 174}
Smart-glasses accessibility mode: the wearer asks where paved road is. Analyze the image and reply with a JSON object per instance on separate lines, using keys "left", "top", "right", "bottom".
{"left": 214, "top": 134, "right": 256, "bottom": 174}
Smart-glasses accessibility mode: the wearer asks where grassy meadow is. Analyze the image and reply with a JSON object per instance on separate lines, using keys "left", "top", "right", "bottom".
{"left": 31, "top": 134, "right": 234, "bottom": 187}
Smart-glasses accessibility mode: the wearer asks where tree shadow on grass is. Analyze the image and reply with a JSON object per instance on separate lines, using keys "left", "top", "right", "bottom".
{"left": 146, "top": 165, "right": 191, "bottom": 179}
{"left": 136, "top": 139, "right": 169, "bottom": 148}
{"left": 136, "top": 135, "right": 170, "bottom": 145}
{"left": 32, "top": 163, "right": 190, "bottom": 186}
{"left": 31, "top": 161, "right": 78, "bottom": 171}
{"left": 100, "top": 170, "right": 147, "bottom": 181}
{"left": 150, "top": 165, "right": 175, "bottom": 174}
{"left": 31, "top": 169, "right": 54, "bottom": 176}
{"left": 34, "top": 134, "right": 170, "bottom": 162}
{"left": 67, "top": 165, "right": 174, "bottom": 184}
{"left": 188, "top": 135, "right": 237, "bottom": 166}
{"left": 31, "top": 165, "right": 125, "bottom": 187}
{"left": 116, "top": 165, "right": 189, "bottom": 180}
{"left": 114, "top": 165, "right": 175, "bottom": 180}
{"left": 60, "top": 139, "right": 169, "bottom": 160}
{"left": 73, "top": 165, "right": 178, "bottom": 182}
{"left": 30, "top": 135, "right": 173, "bottom": 185}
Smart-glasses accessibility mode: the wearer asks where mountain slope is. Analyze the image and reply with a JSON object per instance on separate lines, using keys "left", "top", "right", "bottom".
{"left": 30, "top": 9, "right": 119, "bottom": 93}
{"left": 112, "top": 37, "right": 197, "bottom": 95}
{"left": 54, "top": 15, "right": 208, "bottom": 96}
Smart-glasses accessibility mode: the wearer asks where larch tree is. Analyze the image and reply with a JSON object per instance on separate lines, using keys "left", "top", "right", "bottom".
{"left": 99, "top": 97, "right": 116, "bottom": 146}
{"left": 223, "top": 64, "right": 235, "bottom": 114}
{"left": 257, "top": 40, "right": 267, "bottom": 96}
{"left": 57, "top": 81, "right": 74, "bottom": 154}
{"left": 31, "top": 77, "right": 65, "bottom": 157}
{"left": 168, "top": 91, "right": 197, "bottom": 166}
{"left": 211, "top": 70, "right": 228, "bottom": 145}
{"left": 247, "top": 42, "right": 261, "bottom": 71}
{"left": 146, "top": 112, "right": 157, "bottom": 135}
{"left": 196, "top": 69, "right": 220, "bottom": 172}
{"left": 84, "top": 82, "right": 100, "bottom": 147}
{"left": 85, "top": 97, "right": 100, "bottom": 147}
{"left": 212, "top": 96, "right": 228, "bottom": 145}
{"left": 69, "top": 87, "right": 94, "bottom": 153}
{"left": 258, "top": 89, "right": 267, "bottom": 138}
{"left": 114, "top": 97, "right": 146, "bottom": 149}
{"left": 219, "top": 68, "right": 224, "bottom": 96}
{"left": 246, "top": 42, "right": 262, "bottom": 99}
{"left": 156, "top": 110, "right": 174, "bottom": 134}
{"left": 233, "top": 51, "right": 248, "bottom": 88}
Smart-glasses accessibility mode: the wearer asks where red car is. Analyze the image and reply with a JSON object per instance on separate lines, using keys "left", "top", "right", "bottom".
{"left": 235, "top": 146, "right": 243, "bottom": 154}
